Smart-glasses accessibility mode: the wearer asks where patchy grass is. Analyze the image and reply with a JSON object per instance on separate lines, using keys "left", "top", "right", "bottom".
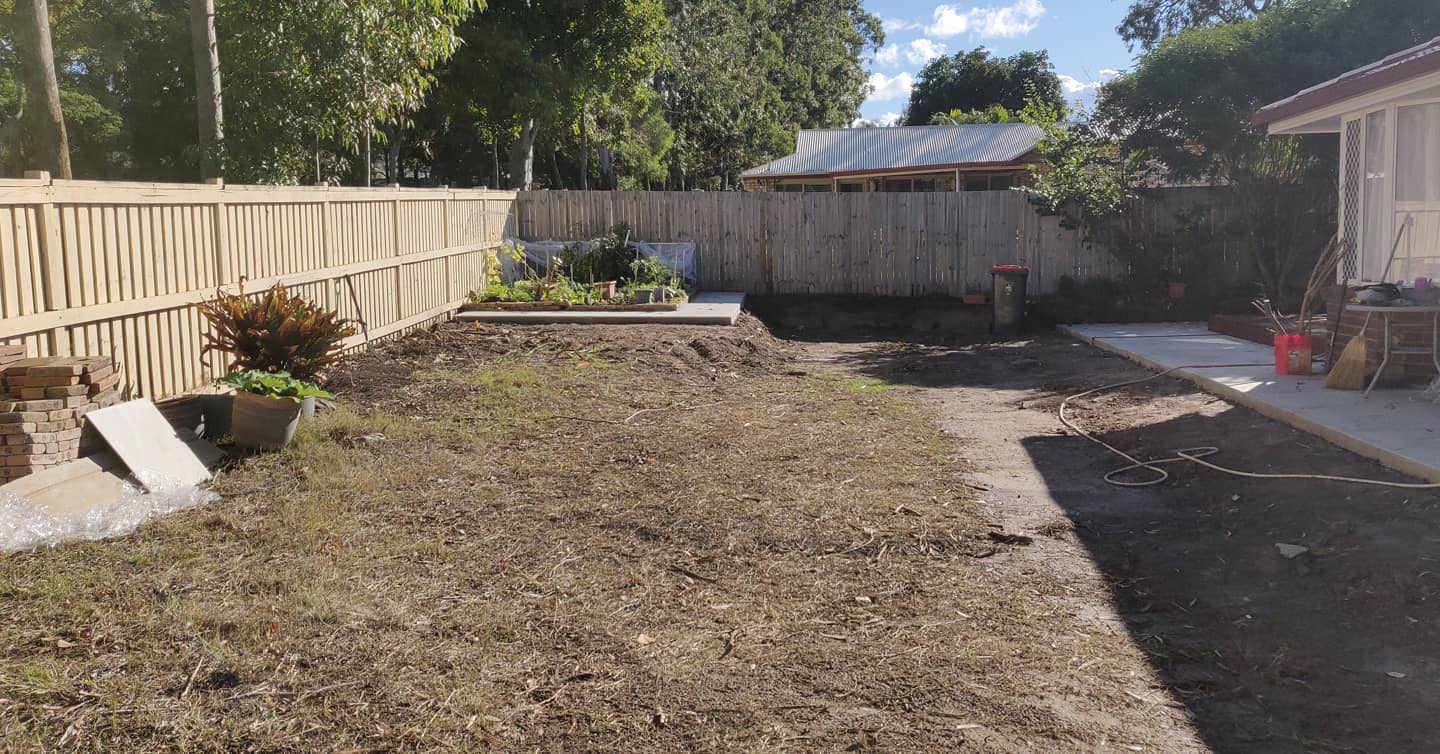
{"left": 0, "top": 318, "right": 1149, "bottom": 752}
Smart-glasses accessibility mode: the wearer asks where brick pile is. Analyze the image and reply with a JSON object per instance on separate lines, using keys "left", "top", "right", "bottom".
{"left": 0, "top": 352, "right": 121, "bottom": 482}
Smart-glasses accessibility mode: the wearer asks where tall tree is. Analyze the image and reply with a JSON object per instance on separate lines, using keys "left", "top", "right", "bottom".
{"left": 188, "top": 0, "right": 223, "bottom": 179}
{"left": 12, "top": 0, "right": 72, "bottom": 177}
{"left": 1118, "top": 0, "right": 1269, "bottom": 50}
{"left": 903, "top": 48, "right": 1063, "bottom": 127}
{"left": 439, "top": 0, "right": 667, "bottom": 190}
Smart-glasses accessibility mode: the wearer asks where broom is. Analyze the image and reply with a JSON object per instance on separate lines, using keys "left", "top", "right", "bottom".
{"left": 1327, "top": 222, "right": 1409, "bottom": 390}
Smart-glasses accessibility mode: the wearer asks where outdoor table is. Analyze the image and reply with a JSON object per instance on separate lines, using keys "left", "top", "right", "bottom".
{"left": 1346, "top": 304, "right": 1440, "bottom": 397}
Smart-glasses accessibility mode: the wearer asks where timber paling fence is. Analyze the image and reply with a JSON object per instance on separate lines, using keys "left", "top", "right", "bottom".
{"left": 515, "top": 190, "right": 1125, "bottom": 296}
{"left": 0, "top": 175, "right": 516, "bottom": 401}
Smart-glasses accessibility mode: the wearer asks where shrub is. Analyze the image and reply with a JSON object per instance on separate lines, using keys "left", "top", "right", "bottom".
{"left": 197, "top": 283, "right": 358, "bottom": 381}
{"left": 218, "top": 369, "right": 334, "bottom": 401}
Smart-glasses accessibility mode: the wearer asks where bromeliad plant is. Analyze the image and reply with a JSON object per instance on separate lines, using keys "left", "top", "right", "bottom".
{"left": 197, "top": 282, "right": 359, "bottom": 381}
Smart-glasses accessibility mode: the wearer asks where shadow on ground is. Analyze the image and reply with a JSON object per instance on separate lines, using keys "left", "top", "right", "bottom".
{"left": 808, "top": 323, "right": 1440, "bottom": 753}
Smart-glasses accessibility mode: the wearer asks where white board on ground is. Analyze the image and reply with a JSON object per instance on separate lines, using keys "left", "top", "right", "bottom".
{"left": 84, "top": 399, "right": 215, "bottom": 490}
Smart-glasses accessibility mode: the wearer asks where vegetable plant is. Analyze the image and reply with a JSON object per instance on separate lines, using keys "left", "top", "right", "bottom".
{"left": 198, "top": 283, "right": 358, "bottom": 381}
{"left": 218, "top": 369, "right": 334, "bottom": 401}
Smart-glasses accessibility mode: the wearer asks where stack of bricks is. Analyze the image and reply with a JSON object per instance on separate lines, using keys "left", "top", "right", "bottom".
{"left": 0, "top": 354, "right": 122, "bottom": 481}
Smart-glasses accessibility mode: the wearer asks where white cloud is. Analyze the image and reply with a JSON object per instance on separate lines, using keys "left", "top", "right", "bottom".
{"left": 882, "top": 18, "right": 920, "bottom": 31}
{"left": 850, "top": 112, "right": 904, "bottom": 128}
{"left": 1058, "top": 68, "right": 1123, "bottom": 95}
{"left": 873, "top": 40, "right": 948, "bottom": 69}
{"left": 1099, "top": 68, "right": 1123, "bottom": 78}
{"left": 866, "top": 71, "right": 914, "bottom": 102}
{"left": 906, "top": 38, "right": 948, "bottom": 65}
{"left": 926, "top": 0, "right": 1046, "bottom": 39}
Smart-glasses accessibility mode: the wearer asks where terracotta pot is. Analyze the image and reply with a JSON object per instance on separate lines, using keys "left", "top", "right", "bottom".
{"left": 1168, "top": 281, "right": 1187, "bottom": 300}
{"left": 231, "top": 390, "right": 303, "bottom": 450}
{"left": 597, "top": 281, "right": 618, "bottom": 301}
{"left": 962, "top": 293, "right": 988, "bottom": 305}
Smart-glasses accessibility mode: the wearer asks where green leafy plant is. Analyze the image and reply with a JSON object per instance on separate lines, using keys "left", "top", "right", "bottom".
{"left": 563, "top": 224, "right": 637, "bottom": 283}
{"left": 197, "top": 282, "right": 359, "bottom": 381}
{"left": 218, "top": 369, "right": 334, "bottom": 401}
{"left": 628, "top": 255, "right": 670, "bottom": 287}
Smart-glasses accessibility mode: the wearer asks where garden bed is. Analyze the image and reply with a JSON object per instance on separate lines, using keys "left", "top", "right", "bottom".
{"left": 459, "top": 301, "right": 680, "bottom": 313}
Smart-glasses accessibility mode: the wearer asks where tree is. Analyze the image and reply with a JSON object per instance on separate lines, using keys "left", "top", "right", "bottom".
{"left": 217, "top": 0, "right": 480, "bottom": 184}
{"left": 930, "top": 105, "right": 1014, "bottom": 125}
{"left": 1118, "top": 0, "right": 1268, "bottom": 50}
{"left": 1095, "top": 0, "right": 1440, "bottom": 304}
{"left": 188, "top": 0, "right": 223, "bottom": 179}
{"left": 11, "top": 0, "right": 73, "bottom": 177}
{"left": 437, "top": 0, "right": 667, "bottom": 190}
{"left": 903, "top": 48, "right": 1063, "bottom": 127}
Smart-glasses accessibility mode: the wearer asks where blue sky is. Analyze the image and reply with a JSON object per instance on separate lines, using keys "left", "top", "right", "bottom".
{"left": 858, "top": 0, "right": 1135, "bottom": 124}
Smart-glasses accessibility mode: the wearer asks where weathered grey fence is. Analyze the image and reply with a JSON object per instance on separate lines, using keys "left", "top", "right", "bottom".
{"left": 516, "top": 190, "right": 1122, "bottom": 295}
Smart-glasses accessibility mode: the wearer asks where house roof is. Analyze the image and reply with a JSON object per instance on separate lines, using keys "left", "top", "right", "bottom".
{"left": 740, "top": 123, "right": 1043, "bottom": 180}
{"left": 1253, "top": 35, "right": 1440, "bottom": 133}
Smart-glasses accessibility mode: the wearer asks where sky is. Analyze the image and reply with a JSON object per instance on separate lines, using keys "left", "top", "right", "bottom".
{"left": 858, "top": 0, "right": 1136, "bottom": 125}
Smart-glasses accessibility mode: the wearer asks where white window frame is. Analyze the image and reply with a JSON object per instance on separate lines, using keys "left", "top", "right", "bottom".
{"left": 1341, "top": 96, "right": 1440, "bottom": 282}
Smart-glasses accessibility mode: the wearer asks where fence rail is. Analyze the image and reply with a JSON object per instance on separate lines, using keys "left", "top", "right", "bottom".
{"left": 516, "top": 190, "right": 1122, "bottom": 296}
{"left": 0, "top": 175, "right": 516, "bottom": 401}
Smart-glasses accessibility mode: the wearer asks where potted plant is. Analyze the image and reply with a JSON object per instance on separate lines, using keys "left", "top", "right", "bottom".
{"left": 962, "top": 286, "right": 988, "bottom": 306}
{"left": 197, "top": 283, "right": 358, "bottom": 449}
{"left": 220, "top": 370, "right": 333, "bottom": 449}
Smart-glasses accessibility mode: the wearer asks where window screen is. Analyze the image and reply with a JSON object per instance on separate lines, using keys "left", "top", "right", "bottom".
{"left": 1397, "top": 103, "right": 1440, "bottom": 203}
{"left": 883, "top": 179, "right": 912, "bottom": 192}
{"left": 1363, "top": 109, "right": 1387, "bottom": 280}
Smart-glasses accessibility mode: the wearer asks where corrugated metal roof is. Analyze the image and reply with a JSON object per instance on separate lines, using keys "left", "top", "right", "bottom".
{"left": 740, "top": 123, "right": 1043, "bottom": 179}
{"left": 1254, "top": 35, "right": 1440, "bottom": 130}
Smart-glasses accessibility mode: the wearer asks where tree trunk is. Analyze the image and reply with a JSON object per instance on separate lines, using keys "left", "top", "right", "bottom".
{"left": 549, "top": 147, "right": 564, "bottom": 189}
{"left": 598, "top": 143, "right": 615, "bottom": 190}
{"left": 578, "top": 108, "right": 589, "bottom": 190}
{"left": 384, "top": 125, "right": 401, "bottom": 184}
{"left": 13, "top": 0, "right": 71, "bottom": 178}
{"left": 491, "top": 138, "right": 500, "bottom": 189}
{"left": 188, "top": 0, "right": 224, "bottom": 180}
{"left": 507, "top": 118, "right": 537, "bottom": 190}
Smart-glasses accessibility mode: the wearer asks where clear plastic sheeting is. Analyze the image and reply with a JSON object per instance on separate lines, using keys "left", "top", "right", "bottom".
{"left": 0, "top": 478, "right": 218, "bottom": 553}
{"left": 502, "top": 239, "right": 698, "bottom": 286}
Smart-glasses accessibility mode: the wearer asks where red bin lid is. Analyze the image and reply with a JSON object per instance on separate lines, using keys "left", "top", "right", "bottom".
{"left": 991, "top": 264, "right": 1029, "bottom": 273}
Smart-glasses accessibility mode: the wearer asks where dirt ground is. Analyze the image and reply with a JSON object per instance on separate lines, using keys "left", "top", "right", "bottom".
{"left": 3, "top": 310, "right": 1440, "bottom": 752}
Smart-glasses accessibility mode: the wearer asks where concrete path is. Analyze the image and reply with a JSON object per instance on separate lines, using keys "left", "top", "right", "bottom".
{"left": 456, "top": 292, "right": 745, "bottom": 326}
{"left": 1063, "top": 322, "right": 1440, "bottom": 482}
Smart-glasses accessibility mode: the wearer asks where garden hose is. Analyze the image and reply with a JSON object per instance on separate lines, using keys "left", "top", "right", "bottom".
{"left": 1059, "top": 364, "right": 1440, "bottom": 489}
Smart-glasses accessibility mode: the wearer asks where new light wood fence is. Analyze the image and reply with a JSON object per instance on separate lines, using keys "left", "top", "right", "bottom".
{"left": 0, "top": 175, "right": 515, "bottom": 401}
{"left": 516, "top": 190, "right": 1122, "bottom": 296}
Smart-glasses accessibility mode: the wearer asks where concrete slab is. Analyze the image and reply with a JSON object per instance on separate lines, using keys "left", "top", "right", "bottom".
{"left": 456, "top": 292, "right": 745, "bottom": 326}
{"left": 1062, "top": 323, "right": 1440, "bottom": 483}
{"left": 85, "top": 399, "right": 215, "bottom": 490}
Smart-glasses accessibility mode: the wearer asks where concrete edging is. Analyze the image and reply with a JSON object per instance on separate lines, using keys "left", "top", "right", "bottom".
{"left": 1059, "top": 324, "right": 1440, "bottom": 483}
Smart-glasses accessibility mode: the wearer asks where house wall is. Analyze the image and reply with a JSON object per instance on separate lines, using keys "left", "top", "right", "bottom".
{"left": 745, "top": 166, "right": 1031, "bottom": 193}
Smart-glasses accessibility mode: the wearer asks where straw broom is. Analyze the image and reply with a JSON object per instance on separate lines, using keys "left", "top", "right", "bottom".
{"left": 1327, "top": 224, "right": 1408, "bottom": 389}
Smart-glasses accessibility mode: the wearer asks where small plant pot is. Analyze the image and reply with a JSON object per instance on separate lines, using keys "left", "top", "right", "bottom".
{"left": 634, "top": 288, "right": 657, "bottom": 304}
{"left": 962, "top": 293, "right": 988, "bottom": 305}
{"left": 231, "top": 390, "right": 304, "bottom": 450}
{"left": 1167, "top": 281, "right": 1187, "bottom": 300}
{"left": 597, "top": 281, "right": 618, "bottom": 301}
{"left": 300, "top": 395, "right": 317, "bottom": 420}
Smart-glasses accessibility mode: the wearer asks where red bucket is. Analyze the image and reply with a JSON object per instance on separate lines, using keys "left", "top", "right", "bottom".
{"left": 1274, "top": 333, "right": 1313, "bottom": 375}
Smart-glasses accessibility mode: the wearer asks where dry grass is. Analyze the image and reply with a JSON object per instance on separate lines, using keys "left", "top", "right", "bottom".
{"left": 0, "top": 318, "right": 1157, "bottom": 752}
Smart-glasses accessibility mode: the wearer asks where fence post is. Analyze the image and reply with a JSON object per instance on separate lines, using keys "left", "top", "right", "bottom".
{"left": 207, "top": 177, "right": 230, "bottom": 287}
{"left": 321, "top": 195, "right": 336, "bottom": 312}
{"left": 442, "top": 190, "right": 453, "bottom": 302}
{"left": 392, "top": 186, "right": 404, "bottom": 326}
{"left": 26, "top": 171, "right": 70, "bottom": 357}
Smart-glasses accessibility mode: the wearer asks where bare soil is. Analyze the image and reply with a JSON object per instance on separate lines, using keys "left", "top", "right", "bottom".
{"left": 813, "top": 332, "right": 1440, "bottom": 754}
{"left": 4, "top": 312, "right": 1439, "bottom": 752}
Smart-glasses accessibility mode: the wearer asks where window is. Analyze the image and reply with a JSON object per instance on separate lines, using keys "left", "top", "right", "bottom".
{"left": 1397, "top": 103, "right": 1440, "bottom": 203}
{"left": 989, "top": 174, "right": 1014, "bottom": 190}
{"left": 1363, "top": 109, "right": 1387, "bottom": 280}
{"left": 777, "top": 184, "right": 804, "bottom": 193}
{"left": 803, "top": 183, "right": 832, "bottom": 193}
{"left": 964, "top": 174, "right": 992, "bottom": 191}
{"left": 838, "top": 182, "right": 864, "bottom": 193}
{"left": 913, "top": 178, "right": 937, "bottom": 192}
{"left": 883, "top": 178, "right": 913, "bottom": 192}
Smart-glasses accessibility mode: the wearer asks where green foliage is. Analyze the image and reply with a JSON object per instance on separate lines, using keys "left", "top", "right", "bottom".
{"left": 197, "top": 283, "right": 358, "bottom": 381}
{"left": 218, "top": 369, "right": 334, "bottom": 402}
{"left": 563, "top": 224, "right": 636, "bottom": 283}
{"left": 1018, "top": 93, "right": 1130, "bottom": 225}
{"left": 627, "top": 255, "right": 670, "bottom": 287}
{"left": 903, "top": 48, "right": 1064, "bottom": 127}
{"left": 1118, "top": 0, "right": 1267, "bottom": 50}
{"left": 929, "top": 105, "right": 1014, "bottom": 126}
